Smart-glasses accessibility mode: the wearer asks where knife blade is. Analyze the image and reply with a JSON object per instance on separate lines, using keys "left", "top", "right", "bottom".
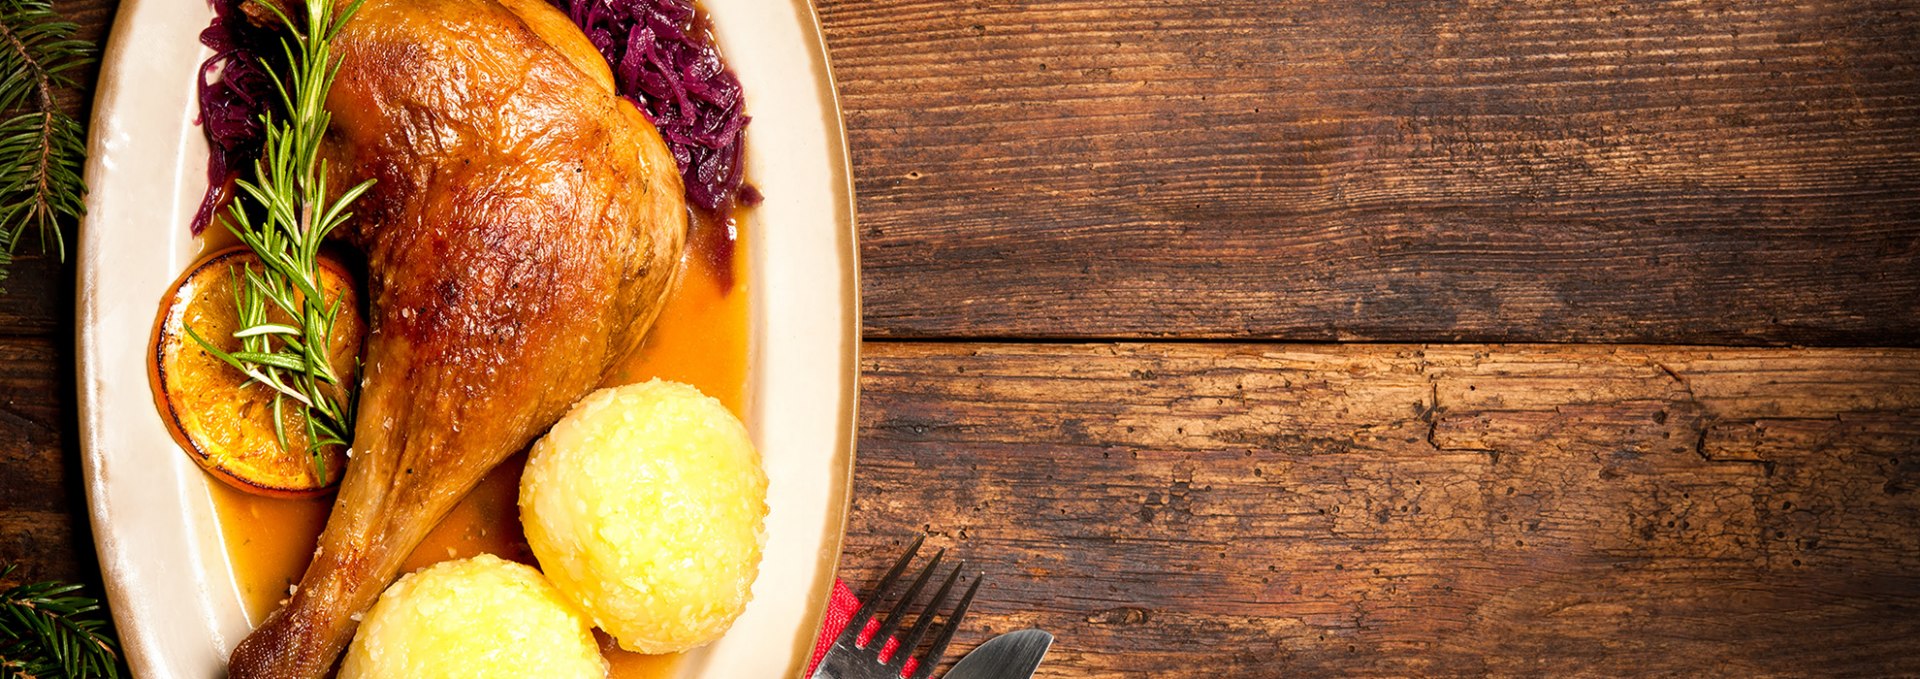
{"left": 941, "top": 628, "right": 1053, "bottom": 679}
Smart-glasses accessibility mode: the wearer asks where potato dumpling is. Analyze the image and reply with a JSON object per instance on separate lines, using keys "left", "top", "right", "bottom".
{"left": 338, "top": 554, "right": 607, "bottom": 679}
{"left": 520, "top": 380, "right": 768, "bottom": 654}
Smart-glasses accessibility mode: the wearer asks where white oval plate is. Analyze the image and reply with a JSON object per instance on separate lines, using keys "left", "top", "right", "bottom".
{"left": 75, "top": 1, "right": 857, "bottom": 677}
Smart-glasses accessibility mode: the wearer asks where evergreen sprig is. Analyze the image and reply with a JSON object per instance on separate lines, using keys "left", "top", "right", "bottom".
{"left": 0, "top": 565, "right": 121, "bottom": 679}
{"left": 0, "top": 0, "right": 92, "bottom": 286}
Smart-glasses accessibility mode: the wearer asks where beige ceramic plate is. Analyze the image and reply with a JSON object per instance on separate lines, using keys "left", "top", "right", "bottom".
{"left": 75, "top": 0, "right": 857, "bottom": 677}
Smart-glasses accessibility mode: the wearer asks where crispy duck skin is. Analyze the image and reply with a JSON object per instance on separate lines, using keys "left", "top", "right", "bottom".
{"left": 225, "top": 0, "right": 687, "bottom": 676}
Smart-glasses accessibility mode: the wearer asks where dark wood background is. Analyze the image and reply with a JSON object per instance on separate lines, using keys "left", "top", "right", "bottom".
{"left": 4, "top": 0, "right": 1919, "bottom": 676}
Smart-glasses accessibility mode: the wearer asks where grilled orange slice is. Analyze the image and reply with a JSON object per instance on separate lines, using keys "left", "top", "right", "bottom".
{"left": 151, "top": 247, "right": 364, "bottom": 497}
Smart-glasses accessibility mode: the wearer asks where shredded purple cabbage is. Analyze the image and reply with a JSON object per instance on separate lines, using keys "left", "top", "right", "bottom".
{"left": 192, "top": 0, "right": 278, "bottom": 235}
{"left": 556, "top": 0, "right": 755, "bottom": 213}
{"left": 192, "top": 0, "right": 756, "bottom": 236}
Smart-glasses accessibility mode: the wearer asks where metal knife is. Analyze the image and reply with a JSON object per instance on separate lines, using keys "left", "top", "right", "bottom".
{"left": 941, "top": 628, "right": 1053, "bottom": 679}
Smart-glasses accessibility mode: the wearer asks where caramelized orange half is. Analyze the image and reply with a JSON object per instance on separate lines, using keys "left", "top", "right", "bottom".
{"left": 151, "top": 247, "right": 364, "bottom": 498}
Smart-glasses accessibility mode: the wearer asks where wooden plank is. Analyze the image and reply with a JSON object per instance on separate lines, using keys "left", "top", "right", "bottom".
{"left": 821, "top": 0, "right": 1920, "bottom": 343}
{"left": 0, "top": 336, "right": 98, "bottom": 589}
{"left": 847, "top": 343, "right": 1920, "bottom": 677}
{"left": 0, "top": 253, "right": 69, "bottom": 338}
{"left": 7, "top": 335, "right": 1916, "bottom": 672}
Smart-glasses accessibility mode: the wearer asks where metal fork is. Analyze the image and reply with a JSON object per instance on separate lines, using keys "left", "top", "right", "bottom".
{"left": 812, "top": 535, "right": 983, "bottom": 679}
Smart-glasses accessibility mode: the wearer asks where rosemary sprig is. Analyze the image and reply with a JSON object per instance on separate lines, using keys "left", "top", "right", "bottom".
{"left": 0, "top": 0, "right": 92, "bottom": 287}
{"left": 0, "top": 565, "right": 121, "bottom": 679}
{"left": 188, "top": 0, "right": 371, "bottom": 482}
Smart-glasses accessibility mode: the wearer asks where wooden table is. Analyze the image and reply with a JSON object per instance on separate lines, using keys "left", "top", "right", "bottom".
{"left": 4, "top": 1, "right": 1918, "bottom": 676}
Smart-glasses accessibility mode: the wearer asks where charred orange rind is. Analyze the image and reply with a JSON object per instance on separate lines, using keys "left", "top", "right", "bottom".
{"left": 150, "top": 247, "right": 363, "bottom": 498}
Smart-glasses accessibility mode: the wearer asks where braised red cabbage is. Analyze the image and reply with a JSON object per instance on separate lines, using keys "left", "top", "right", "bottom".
{"left": 191, "top": 0, "right": 277, "bottom": 235}
{"left": 555, "top": 0, "right": 755, "bottom": 213}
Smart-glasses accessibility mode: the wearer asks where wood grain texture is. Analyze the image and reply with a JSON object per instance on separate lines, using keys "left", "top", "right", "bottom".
{"left": 0, "top": 336, "right": 95, "bottom": 589}
{"left": 822, "top": 0, "right": 1920, "bottom": 343}
{"left": 6, "top": 2, "right": 1920, "bottom": 676}
{"left": 846, "top": 343, "right": 1920, "bottom": 677}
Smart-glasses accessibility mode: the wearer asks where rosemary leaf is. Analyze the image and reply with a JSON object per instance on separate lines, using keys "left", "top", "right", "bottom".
{"left": 231, "top": 323, "right": 302, "bottom": 338}
{"left": 186, "top": 0, "right": 371, "bottom": 482}
{"left": 230, "top": 350, "right": 310, "bottom": 372}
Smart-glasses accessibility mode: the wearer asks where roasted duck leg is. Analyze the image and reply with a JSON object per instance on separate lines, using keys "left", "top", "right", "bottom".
{"left": 226, "top": 0, "right": 687, "bottom": 675}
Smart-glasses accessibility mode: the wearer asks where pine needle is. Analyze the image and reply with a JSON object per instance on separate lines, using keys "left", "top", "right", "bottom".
{"left": 0, "top": 0, "right": 92, "bottom": 286}
{"left": 0, "top": 565, "right": 122, "bottom": 679}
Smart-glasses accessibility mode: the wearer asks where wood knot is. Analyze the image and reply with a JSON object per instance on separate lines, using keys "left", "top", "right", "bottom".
{"left": 1086, "top": 606, "right": 1150, "bottom": 626}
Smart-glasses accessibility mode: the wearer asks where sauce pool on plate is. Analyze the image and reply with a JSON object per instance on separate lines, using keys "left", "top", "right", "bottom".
{"left": 208, "top": 212, "right": 749, "bottom": 677}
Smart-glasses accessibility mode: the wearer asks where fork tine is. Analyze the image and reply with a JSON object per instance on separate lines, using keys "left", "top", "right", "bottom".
{"left": 836, "top": 534, "right": 924, "bottom": 647}
{"left": 871, "top": 548, "right": 944, "bottom": 649}
{"left": 887, "top": 560, "right": 963, "bottom": 670}
{"left": 906, "top": 573, "right": 983, "bottom": 679}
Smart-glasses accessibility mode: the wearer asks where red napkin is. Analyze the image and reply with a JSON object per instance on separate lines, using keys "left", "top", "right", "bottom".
{"left": 806, "top": 580, "right": 920, "bottom": 677}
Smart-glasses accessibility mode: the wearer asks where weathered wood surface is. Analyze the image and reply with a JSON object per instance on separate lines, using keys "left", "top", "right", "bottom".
{"left": 14, "top": 338, "right": 1917, "bottom": 675}
{"left": 845, "top": 343, "right": 1920, "bottom": 677}
{"left": 0, "top": 335, "right": 94, "bottom": 588}
{"left": 5, "top": 1, "right": 1920, "bottom": 677}
{"left": 822, "top": 0, "right": 1920, "bottom": 344}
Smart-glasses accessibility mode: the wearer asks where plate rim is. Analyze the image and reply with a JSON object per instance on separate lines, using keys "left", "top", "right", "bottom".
{"left": 73, "top": 0, "right": 860, "bottom": 676}
{"left": 782, "top": 0, "right": 862, "bottom": 673}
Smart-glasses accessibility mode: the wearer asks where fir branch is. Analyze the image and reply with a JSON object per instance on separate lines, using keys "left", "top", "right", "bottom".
{"left": 0, "top": 0, "right": 92, "bottom": 286}
{"left": 0, "top": 565, "right": 121, "bottom": 679}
